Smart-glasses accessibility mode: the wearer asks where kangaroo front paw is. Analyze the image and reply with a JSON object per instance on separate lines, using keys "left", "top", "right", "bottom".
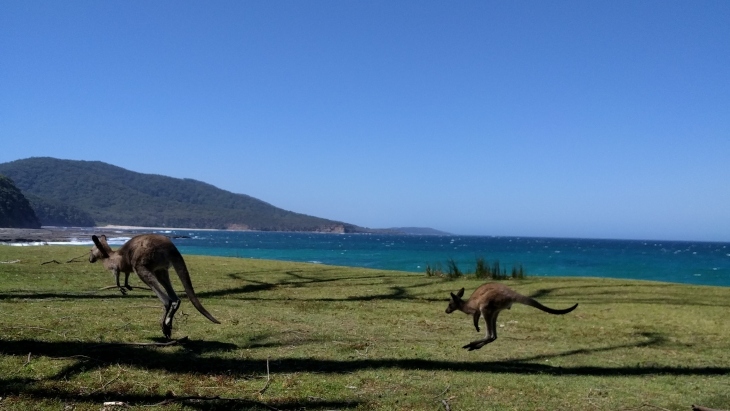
{"left": 125, "top": 284, "right": 133, "bottom": 291}
{"left": 118, "top": 287, "right": 128, "bottom": 295}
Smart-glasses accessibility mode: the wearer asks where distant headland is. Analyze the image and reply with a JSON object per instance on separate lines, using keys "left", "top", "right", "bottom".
{"left": 0, "top": 157, "right": 447, "bottom": 236}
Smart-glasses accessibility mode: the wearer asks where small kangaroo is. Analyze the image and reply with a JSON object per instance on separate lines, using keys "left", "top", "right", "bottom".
{"left": 445, "top": 282, "right": 577, "bottom": 351}
{"left": 89, "top": 234, "right": 220, "bottom": 338}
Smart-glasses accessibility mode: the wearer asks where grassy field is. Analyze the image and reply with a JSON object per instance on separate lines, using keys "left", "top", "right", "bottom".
{"left": 0, "top": 245, "right": 728, "bottom": 410}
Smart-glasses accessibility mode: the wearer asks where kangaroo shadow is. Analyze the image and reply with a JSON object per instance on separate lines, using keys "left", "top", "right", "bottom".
{"left": 0, "top": 331, "right": 727, "bottom": 382}
{"left": 1, "top": 331, "right": 728, "bottom": 410}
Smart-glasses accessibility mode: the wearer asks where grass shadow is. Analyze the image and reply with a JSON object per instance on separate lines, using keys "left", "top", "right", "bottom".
{"left": 525, "top": 283, "right": 730, "bottom": 308}
{"left": 0, "top": 332, "right": 726, "bottom": 380}
{"left": 198, "top": 271, "right": 435, "bottom": 302}
{"left": 0, "top": 379, "right": 361, "bottom": 410}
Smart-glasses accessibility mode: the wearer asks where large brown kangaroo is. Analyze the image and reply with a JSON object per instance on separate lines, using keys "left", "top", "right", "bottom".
{"left": 90, "top": 234, "right": 220, "bottom": 339}
{"left": 445, "top": 282, "right": 577, "bottom": 351}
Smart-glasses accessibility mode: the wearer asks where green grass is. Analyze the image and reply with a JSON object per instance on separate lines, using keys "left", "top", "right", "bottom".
{"left": 0, "top": 245, "right": 729, "bottom": 410}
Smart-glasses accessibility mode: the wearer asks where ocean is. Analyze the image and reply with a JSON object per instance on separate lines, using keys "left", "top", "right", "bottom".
{"left": 81, "top": 230, "right": 730, "bottom": 287}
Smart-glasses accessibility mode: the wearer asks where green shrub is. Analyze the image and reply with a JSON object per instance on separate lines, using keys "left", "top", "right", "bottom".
{"left": 427, "top": 257, "right": 527, "bottom": 280}
{"left": 425, "top": 262, "right": 444, "bottom": 277}
{"left": 475, "top": 257, "right": 489, "bottom": 279}
{"left": 446, "top": 258, "right": 463, "bottom": 279}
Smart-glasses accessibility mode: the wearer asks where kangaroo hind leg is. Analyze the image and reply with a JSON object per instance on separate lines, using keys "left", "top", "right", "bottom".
{"left": 135, "top": 266, "right": 178, "bottom": 339}
{"left": 463, "top": 309, "right": 500, "bottom": 351}
{"left": 156, "top": 268, "right": 181, "bottom": 339}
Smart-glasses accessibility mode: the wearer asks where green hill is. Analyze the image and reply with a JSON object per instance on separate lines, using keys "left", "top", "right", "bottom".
{"left": 0, "top": 157, "right": 366, "bottom": 232}
{"left": 0, "top": 175, "right": 41, "bottom": 228}
{"left": 25, "top": 194, "right": 96, "bottom": 227}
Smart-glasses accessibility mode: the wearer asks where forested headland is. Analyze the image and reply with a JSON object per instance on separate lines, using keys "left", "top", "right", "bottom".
{"left": 0, "top": 157, "right": 373, "bottom": 232}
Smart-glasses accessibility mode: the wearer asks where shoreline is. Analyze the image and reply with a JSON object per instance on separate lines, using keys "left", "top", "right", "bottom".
{"left": 2, "top": 227, "right": 728, "bottom": 287}
{"left": 0, "top": 225, "right": 347, "bottom": 244}
{"left": 0, "top": 226, "right": 200, "bottom": 244}
{"left": 0, "top": 227, "right": 97, "bottom": 243}
{"left": 102, "top": 225, "right": 225, "bottom": 232}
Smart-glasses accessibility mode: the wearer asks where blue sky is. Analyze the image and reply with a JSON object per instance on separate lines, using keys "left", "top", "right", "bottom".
{"left": 2, "top": 1, "right": 729, "bottom": 241}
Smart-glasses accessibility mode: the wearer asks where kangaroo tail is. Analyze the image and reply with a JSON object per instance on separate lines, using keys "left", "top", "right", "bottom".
{"left": 516, "top": 295, "right": 578, "bottom": 315}
{"left": 170, "top": 250, "right": 221, "bottom": 324}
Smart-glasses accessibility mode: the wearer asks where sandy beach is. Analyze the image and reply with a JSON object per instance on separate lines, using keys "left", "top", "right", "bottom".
{"left": 102, "top": 225, "right": 224, "bottom": 232}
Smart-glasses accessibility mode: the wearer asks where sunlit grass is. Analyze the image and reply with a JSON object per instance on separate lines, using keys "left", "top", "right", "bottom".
{"left": 0, "top": 245, "right": 729, "bottom": 410}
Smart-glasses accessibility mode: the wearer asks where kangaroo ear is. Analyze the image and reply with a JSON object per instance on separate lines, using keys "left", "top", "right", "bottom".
{"left": 91, "top": 235, "right": 109, "bottom": 258}
{"left": 456, "top": 288, "right": 465, "bottom": 298}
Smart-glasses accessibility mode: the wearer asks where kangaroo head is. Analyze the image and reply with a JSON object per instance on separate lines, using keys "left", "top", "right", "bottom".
{"left": 89, "top": 235, "right": 111, "bottom": 262}
{"left": 445, "top": 288, "right": 466, "bottom": 314}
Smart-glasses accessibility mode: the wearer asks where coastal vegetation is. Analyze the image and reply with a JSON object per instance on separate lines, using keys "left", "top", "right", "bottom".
{"left": 0, "top": 157, "right": 368, "bottom": 232}
{"left": 1, "top": 245, "right": 729, "bottom": 410}
{"left": 426, "top": 257, "right": 526, "bottom": 280}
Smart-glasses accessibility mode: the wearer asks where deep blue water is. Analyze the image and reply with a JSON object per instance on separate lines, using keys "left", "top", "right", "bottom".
{"left": 129, "top": 230, "right": 730, "bottom": 287}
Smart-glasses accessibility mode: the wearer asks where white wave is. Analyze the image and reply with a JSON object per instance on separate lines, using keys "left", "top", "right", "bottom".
{"left": 7, "top": 236, "right": 131, "bottom": 247}
{"left": 106, "top": 237, "right": 132, "bottom": 245}
{"left": 49, "top": 240, "right": 93, "bottom": 246}
{"left": 308, "top": 260, "right": 323, "bottom": 264}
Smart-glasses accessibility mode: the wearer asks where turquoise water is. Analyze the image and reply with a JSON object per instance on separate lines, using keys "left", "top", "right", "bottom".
{"left": 148, "top": 231, "right": 730, "bottom": 287}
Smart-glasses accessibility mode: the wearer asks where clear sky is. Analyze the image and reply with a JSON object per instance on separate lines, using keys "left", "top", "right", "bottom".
{"left": 2, "top": 1, "right": 729, "bottom": 242}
